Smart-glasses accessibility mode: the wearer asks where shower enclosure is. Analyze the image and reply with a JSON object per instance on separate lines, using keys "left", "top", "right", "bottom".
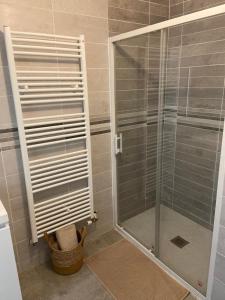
{"left": 110, "top": 6, "right": 225, "bottom": 299}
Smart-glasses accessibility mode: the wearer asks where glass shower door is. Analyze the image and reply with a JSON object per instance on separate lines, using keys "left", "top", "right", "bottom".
{"left": 114, "top": 12, "right": 225, "bottom": 297}
{"left": 158, "top": 18, "right": 224, "bottom": 295}
{"left": 114, "top": 31, "right": 162, "bottom": 251}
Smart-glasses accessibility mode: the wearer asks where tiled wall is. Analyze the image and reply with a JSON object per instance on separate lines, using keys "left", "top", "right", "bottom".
{"left": 0, "top": 0, "right": 112, "bottom": 273}
{"left": 212, "top": 182, "right": 225, "bottom": 298}
{"left": 0, "top": 0, "right": 170, "bottom": 275}
{"left": 170, "top": 0, "right": 225, "bottom": 18}
{"left": 212, "top": 151, "right": 225, "bottom": 299}
{"left": 109, "top": 0, "right": 169, "bottom": 222}
{"left": 114, "top": 35, "right": 156, "bottom": 221}
{"left": 109, "top": 1, "right": 150, "bottom": 221}
{"left": 110, "top": 0, "right": 225, "bottom": 230}
{"left": 2, "top": 0, "right": 225, "bottom": 278}
{"left": 161, "top": 1, "right": 225, "bottom": 229}
{"left": 108, "top": 0, "right": 169, "bottom": 36}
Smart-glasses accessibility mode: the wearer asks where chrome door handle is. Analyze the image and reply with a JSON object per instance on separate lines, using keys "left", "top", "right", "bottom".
{"left": 115, "top": 133, "right": 122, "bottom": 155}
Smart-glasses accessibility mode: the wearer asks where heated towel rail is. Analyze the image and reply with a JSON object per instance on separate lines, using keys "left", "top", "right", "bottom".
{"left": 4, "top": 27, "right": 95, "bottom": 243}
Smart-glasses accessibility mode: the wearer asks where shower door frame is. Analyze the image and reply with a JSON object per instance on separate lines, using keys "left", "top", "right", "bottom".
{"left": 109, "top": 4, "right": 225, "bottom": 300}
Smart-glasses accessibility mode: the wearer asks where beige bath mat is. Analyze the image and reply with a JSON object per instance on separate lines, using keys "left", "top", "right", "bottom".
{"left": 86, "top": 239, "right": 189, "bottom": 300}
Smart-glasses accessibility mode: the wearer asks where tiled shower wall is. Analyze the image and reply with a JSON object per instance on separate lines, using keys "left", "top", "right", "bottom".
{"left": 170, "top": 0, "right": 225, "bottom": 18}
{"left": 213, "top": 171, "right": 225, "bottom": 298}
{"left": 161, "top": 0, "right": 225, "bottom": 230}
{"left": 168, "top": 1, "right": 225, "bottom": 297}
{"left": 0, "top": 1, "right": 112, "bottom": 273}
{"left": 109, "top": 0, "right": 169, "bottom": 221}
{"left": 109, "top": 0, "right": 225, "bottom": 232}
{"left": 212, "top": 178, "right": 225, "bottom": 299}
{"left": 110, "top": 0, "right": 225, "bottom": 229}
{"left": 108, "top": 0, "right": 169, "bottom": 36}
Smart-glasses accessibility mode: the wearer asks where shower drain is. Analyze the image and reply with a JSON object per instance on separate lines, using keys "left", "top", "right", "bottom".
{"left": 170, "top": 236, "right": 190, "bottom": 248}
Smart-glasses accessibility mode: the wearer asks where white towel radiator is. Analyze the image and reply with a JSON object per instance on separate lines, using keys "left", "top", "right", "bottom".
{"left": 4, "top": 27, "right": 95, "bottom": 243}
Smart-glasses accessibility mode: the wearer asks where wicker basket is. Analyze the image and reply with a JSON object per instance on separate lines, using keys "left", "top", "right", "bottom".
{"left": 44, "top": 226, "right": 87, "bottom": 275}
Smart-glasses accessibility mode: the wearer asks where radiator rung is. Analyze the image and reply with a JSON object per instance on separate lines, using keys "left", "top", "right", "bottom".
{"left": 35, "top": 194, "right": 90, "bottom": 216}
{"left": 19, "top": 87, "right": 83, "bottom": 93}
{"left": 30, "top": 149, "right": 87, "bottom": 166}
{"left": 21, "top": 98, "right": 84, "bottom": 104}
{"left": 37, "top": 211, "right": 91, "bottom": 236}
{"left": 26, "top": 125, "right": 86, "bottom": 139}
{"left": 24, "top": 114, "right": 85, "bottom": 127}
{"left": 13, "top": 38, "right": 80, "bottom": 47}
{"left": 36, "top": 202, "right": 90, "bottom": 225}
{"left": 34, "top": 187, "right": 89, "bottom": 209}
{"left": 31, "top": 156, "right": 87, "bottom": 173}
{"left": 20, "top": 92, "right": 84, "bottom": 99}
{"left": 31, "top": 158, "right": 88, "bottom": 177}
{"left": 25, "top": 122, "right": 86, "bottom": 133}
{"left": 14, "top": 50, "right": 82, "bottom": 58}
{"left": 27, "top": 135, "right": 86, "bottom": 149}
{"left": 18, "top": 81, "right": 83, "bottom": 87}
{"left": 14, "top": 44, "right": 81, "bottom": 53}
{"left": 33, "top": 174, "right": 88, "bottom": 193}
{"left": 31, "top": 163, "right": 88, "bottom": 183}
{"left": 37, "top": 214, "right": 91, "bottom": 238}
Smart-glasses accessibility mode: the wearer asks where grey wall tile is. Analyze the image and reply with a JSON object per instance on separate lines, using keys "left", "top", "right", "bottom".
{"left": 150, "top": 3, "right": 169, "bottom": 18}
{"left": 2, "top": 148, "right": 22, "bottom": 176}
{"left": 218, "top": 226, "right": 225, "bottom": 256}
{"left": 54, "top": 12, "right": 108, "bottom": 44}
{"left": 182, "top": 27, "right": 225, "bottom": 46}
{"left": 151, "top": 0, "right": 170, "bottom": 6}
{"left": 0, "top": 176, "right": 10, "bottom": 214}
{"left": 0, "top": 153, "right": 4, "bottom": 178}
{"left": 220, "top": 197, "right": 225, "bottom": 227}
{"left": 183, "top": 0, "right": 225, "bottom": 14}
{"left": 10, "top": 196, "right": 28, "bottom": 222}
{"left": 109, "top": 6, "right": 149, "bottom": 25}
{"left": 212, "top": 279, "right": 225, "bottom": 300}
{"left": 109, "top": 0, "right": 149, "bottom": 13}
{"left": 0, "top": 3, "right": 54, "bottom": 33}
{"left": 6, "top": 172, "right": 26, "bottom": 199}
{"left": 0, "top": 96, "right": 17, "bottom": 128}
{"left": 109, "top": 19, "right": 144, "bottom": 35}
{"left": 170, "top": 3, "right": 183, "bottom": 18}
{"left": 52, "top": 0, "right": 108, "bottom": 18}
{"left": 181, "top": 53, "right": 225, "bottom": 67}
{"left": 93, "top": 170, "right": 112, "bottom": 194}
{"left": 181, "top": 40, "right": 225, "bottom": 58}
{"left": 215, "top": 253, "right": 225, "bottom": 285}
{"left": 183, "top": 15, "right": 225, "bottom": 35}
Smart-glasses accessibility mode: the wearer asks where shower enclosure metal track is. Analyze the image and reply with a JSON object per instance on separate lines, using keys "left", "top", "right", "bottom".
{"left": 4, "top": 27, "right": 95, "bottom": 243}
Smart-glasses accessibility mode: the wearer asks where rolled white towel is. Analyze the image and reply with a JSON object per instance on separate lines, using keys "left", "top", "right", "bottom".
{"left": 56, "top": 224, "right": 78, "bottom": 251}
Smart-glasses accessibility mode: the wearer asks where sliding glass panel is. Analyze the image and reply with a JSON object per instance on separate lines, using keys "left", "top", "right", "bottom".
{"left": 159, "top": 15, "right": 224, "bottom": 295}
{"left": 114, "top": 13, "right": 224, "bottom": 297}
{"left": 114, "top": 31, "right": 162, "bottom": 250}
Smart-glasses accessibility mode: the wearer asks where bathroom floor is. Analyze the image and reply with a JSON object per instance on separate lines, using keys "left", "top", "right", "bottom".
{"left": 122, "top": 205, "right": 213, "bottom": 295}
{"left": 19, "top": 229, "right": 196, "bottom": 300}
{"left": 19, "top": 230, "right": 121, "bottom": 300}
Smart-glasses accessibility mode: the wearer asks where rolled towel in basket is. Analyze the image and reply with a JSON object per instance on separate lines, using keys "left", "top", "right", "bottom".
{"left": 56, "top": 224, "right": 78, "bottom": 251}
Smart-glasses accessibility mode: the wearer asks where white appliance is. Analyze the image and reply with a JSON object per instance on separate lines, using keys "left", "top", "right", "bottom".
{"left": 0, "top": 200, "right": 22, "bottom": 300}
